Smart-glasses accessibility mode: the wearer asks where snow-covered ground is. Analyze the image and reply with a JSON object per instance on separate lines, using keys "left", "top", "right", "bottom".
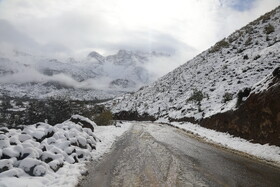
{"left": 90, "top": 123, "right": 132, "bottom": 161}
{"left": 169, "top": 122, "right": 280, "bottom": 165}
{"left": 0, "top": 116, "right": 132, "bottom": 187}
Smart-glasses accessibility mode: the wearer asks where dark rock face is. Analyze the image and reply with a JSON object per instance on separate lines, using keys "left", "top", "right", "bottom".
{"left": 69, "top": 116, "right": 94, "bottom": 132}
{"left": 168, "top": 117, "right": 198, "bottom": 124}
{"left": 200, "top": 74, "right": 280, "bottom": 146}
{"left": 272, "top": 66, "right": 280, "bottom": 78}
{"left": 109, "top": 79, "right": 136, "bottom": 89}
{"left": 236, "top": 87, "right": 251, "bottom": 107}
{"left": 114, "top": 111, "right": 156, "bottom": 121}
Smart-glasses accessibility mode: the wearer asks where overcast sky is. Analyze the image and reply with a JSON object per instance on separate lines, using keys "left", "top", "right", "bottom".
{"left": 0, "top": 0, "right": 279, "bottom": 59}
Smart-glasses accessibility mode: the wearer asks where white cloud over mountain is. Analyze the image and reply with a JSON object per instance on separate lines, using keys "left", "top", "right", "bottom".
{"left": 0, "top": 0, "right": 279, "bottom": 80}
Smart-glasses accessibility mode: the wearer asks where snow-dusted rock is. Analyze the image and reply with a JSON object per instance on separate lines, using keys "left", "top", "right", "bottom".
{"left": 69, "top": 115, "right": 97, "bottom": 132}
{"left": 0, "top": 135, "right": 10, "bottom": 149}
{"left": 0, "top": 168, "right": 26, "bottom": 178}
{"left": 19, "top": 158, "right": 47, "bottom": 176}
{"left": 0, "top": 159, "right": 13, "bottom": 173}
{"left": 18, "top": 134, "right": 32, "bottom": 142}
{"left": 0, "top": 116, "right": 132, "bottom": 186}
{"left": 2, "top": 146, "right": 21, "bottom": 159}
{"left": 0, "top": 115, "right": 98, "bottom": 178}
{"left": 33, "top": 165, "right": 47, "bottom": 176}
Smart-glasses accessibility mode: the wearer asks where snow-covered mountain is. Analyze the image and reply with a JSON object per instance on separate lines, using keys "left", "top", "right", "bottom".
{"left": 111, "top": 6, "right": 280, "bottom": 121}
{"left": 0, "top": 50, "right": 170, "bottom": 100}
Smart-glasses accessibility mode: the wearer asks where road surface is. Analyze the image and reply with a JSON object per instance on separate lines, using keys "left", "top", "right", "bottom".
{"left": 79, "top": 122, "right": 280, "bottom": 187}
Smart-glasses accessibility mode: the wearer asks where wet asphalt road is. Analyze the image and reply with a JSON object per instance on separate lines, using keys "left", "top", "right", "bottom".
{"left": 79, "top": 122, "right": 280, "bottom": 187}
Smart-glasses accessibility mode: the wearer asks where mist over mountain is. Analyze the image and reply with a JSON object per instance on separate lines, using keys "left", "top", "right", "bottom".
{"left": 0, "top": 49, "right": 173, "bottom": 100}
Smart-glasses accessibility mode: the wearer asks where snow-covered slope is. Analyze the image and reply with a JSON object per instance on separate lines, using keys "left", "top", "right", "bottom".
{"left": 112, "top": 6, "right": 280, "bottom": 120}
{"left": 0, "top": 50, "right": 170, "bottom": 100}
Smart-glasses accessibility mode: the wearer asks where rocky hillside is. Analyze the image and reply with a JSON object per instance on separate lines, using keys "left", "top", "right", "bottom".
{"left": 112, "top": 6, "right": 280, "bottom": 123}
{"left": 201, "top": 67, "right": 280, "bottom": 146}
{"left": 0, "top": 50, "right": 170, "bottom": 100}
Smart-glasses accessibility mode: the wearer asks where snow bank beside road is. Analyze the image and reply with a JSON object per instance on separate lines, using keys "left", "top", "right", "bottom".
{"left": 170, "top": 122, "right": 280, "bottom": 165}
{"left": 0, "top": 116, "right": 131, "bottom": 187}
{"left": 91, "top": 122, "right": 132, "bottom": 160}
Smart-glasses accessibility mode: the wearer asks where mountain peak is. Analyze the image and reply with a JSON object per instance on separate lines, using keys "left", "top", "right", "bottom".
{"left": 87, "top": 51, "right": 105, "bottom": 64}
{"left": 117, "top": 49, "right": 130, "bottom": 55}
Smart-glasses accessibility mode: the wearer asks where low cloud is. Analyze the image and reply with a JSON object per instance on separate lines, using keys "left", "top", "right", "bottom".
{"left": 0, "top": 0, "right": 279, "bottom": 84}
{"left": 0, "top": 0, "right": 279, "bottom": 58}
{"left": 0, "top": 50, "right": 191, "bottom": 91}
{"left": 0, "top": 66, "right": 111, "bottom": 90}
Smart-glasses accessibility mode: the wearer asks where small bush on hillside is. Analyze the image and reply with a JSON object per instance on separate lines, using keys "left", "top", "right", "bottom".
{"left": 253, "top": 55, "right": 261, "bottom": 60}
{"left": 187, "top": 89, "right": 204, "bottom": 104}
{"left": 209, "top": 39, "right": 230, "bottom": 53}
{"left": 222, "top": 92, "right": 233, "bottom": 103}
{"left": 245, "top": 26, "right": 253, "bottom": 34}
{"left": 264, "top": 24, "right": 275, "bottom": 34}
{"left": 1, "top": 100, "right": 12, "bottom": 110}
{"left": 237, "top": 48, "right": 244, "bottom": 53}
{"left": 261, "top": 14, "right": 271, "bottom": 23}
{"left": 94, "top": 110, "right": 113, "bottom": 126}
{"left": 228, "top": 37, "right": 235, "bottom": 43}
{"left": 244, "top": 37, "right": 252, "bottom": 46}
{"left": 222, "top": 65, "right": 228, "bottom": 70}
{"left": 243, "top": 54, "right": 249, "bottom": 60}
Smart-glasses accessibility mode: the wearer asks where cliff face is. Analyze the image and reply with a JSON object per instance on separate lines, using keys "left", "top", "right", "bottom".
{"left": 201, "top": 67, "right": 280, "bottom": 146}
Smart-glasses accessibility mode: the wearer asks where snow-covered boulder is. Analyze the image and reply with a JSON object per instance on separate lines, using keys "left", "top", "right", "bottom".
{"left": 19, "top": 158, "right": 47, "bottom": 176}
{"left": 69, "top": 115, "right": 97, "bottom": 132}
{"left": 0, "top": 160, "right": 13, "bottom": 173}
{"left": 0, "top": 115, "right": 98, "bottom": 177}
{"left": 0, "top": 115, "right": 132, "bottom": 186}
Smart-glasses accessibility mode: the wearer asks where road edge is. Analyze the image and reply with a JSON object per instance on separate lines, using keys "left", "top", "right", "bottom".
{"left": 163, "top": 122, "right": 280, "bottom": 169}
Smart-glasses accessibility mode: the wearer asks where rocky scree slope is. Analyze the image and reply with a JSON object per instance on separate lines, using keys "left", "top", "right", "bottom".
{"left": 112, "top": 7, "right": 280, "bottom": 125}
